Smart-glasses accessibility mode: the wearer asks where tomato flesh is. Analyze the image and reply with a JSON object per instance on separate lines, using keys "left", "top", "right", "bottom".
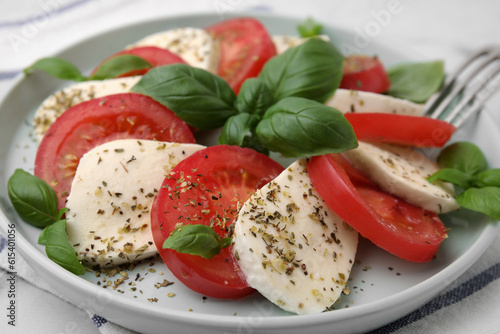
{"left": 205, "top": 17, "right": 277, "bottom": 94}
{"left": 34, "top": 93, "right": 195, "bottom": 209}
{"left": 91, "top": 46, "right": 186, "bottom": 77}
{"left": 151, "top": 145, "right": 284, "bottom": 299}
{"left": 340, "top": 54, "right": 391, "bottom": 93}
{"left": 307, "top": 154, "right": 447, "bottom": 262}
{"left": 344, "top": 113, "right": 456, "bottom": 147}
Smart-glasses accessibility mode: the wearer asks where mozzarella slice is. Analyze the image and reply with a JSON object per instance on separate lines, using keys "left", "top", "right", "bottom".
{"left": 127, "top": 28, "right": 220, "bottom": 73}
{"left": 326, "top": 89, "right": 423, "bottom": 116}
{"left": 342, "top": 141, "right": 459, "bottom": 213}
{"left": 272, "top": 35, "right": 331, "bottom": 54}
{"left": 65, "top": 139, "right": 205, "bottom": 268}
{"left": 233, "top": 159, "right": 358, "bottom": 314}
{"left": 33, "top": 76, "right": 140, "bottom": 141}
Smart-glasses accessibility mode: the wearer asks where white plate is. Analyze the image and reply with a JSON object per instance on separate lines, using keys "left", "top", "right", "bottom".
{"left": 0, "top": 12, "right": 499, "bottom": 334}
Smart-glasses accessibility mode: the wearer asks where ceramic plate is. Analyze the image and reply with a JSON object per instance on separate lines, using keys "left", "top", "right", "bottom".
{"left": 0, "top": 12, "right": 498, "bottom": 334}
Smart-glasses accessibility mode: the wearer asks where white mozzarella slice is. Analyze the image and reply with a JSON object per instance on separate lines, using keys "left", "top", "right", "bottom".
{"left": 33, "top": 76, "right": 140, "bottom": 141}
{"left": 272, "top": 35, "right": 331, "bottom": 54}
{"left": 128, "top": 27, "right": 220, "bottom": 73}
{"left": 326, "top": 89, "right": 423, "bottom": 116}
{"left": 233, "top": 159, "right": 358, "bottom": 314}
{"left": 342, "top": 141, "right": 459, "bottom": 213}
{"left": 66, "top": 139, "right": 205, "bottom": 268}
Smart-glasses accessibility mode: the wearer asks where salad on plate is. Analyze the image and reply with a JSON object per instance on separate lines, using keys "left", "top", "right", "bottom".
{"left": 6, "top": 15, "right": 500, "bottom": 318}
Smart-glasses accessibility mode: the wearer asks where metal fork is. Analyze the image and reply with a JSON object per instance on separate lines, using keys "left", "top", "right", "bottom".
{"left": 424, "top": 46, "right": 500, "bottom": 127}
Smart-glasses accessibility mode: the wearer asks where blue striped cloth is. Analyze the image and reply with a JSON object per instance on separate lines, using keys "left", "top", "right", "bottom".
{"left": 1, "top": 1, "right": 500, "bottom": 333}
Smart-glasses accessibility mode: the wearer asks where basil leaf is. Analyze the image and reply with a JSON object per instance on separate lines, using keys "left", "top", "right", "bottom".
{"left": 255, "top": 97, "right": 358, "bottom": 158}
{"left": 298, "top": 17, "right": 323, "bottom": 38}
{"left": 132, "top": 64, "right": 237, "bottom": 129}
{"left": 427, "top": 168, "right": 473, "bottom": 189}
{"left": 8, "top": 169, "right": 59, "bottom": 227}
{"left": 235, "top": 78, "right": 275, "bottom": 117}
{"left": 24, "top": 57, "right": 85, "bottom": 81}
{"left": 242, "top": 135, "right": 270, "bottom": 156}
{"left": 163, "top": 224, "right": 230, "bottom": 259}
{"left": 219, "top": 113, "right": 259, "bottom": 146}
{"left": 43, "top": 220, "right": 86, "bottom": 275}
{"left": 437, "top": 141, "right": 488, "bottom": 175}
{"left": 475, "top": 169, "right": 500, "bottom": 187}
{"left": 457, "top": 187, "right": 500, "bottom": 220}
{"left": 259, "top": 38, "right": 344, "bottom": 103}
{"left": 90, "top": 54, "right": 152, "bottom": 80}
{"left": 387, "top": 60, "right": 444, "bottom": 103}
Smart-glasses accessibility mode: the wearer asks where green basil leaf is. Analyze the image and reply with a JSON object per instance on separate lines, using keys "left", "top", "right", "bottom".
{"left": 235, "top": 78, "right": 275, "bottom": 117}
{"left": 43, "top": 220, "right": 86, "bottom": 275}
{"left": 387, "top": 60, "right": 444, "bottom": 103}
{"left": 259, "top": 38, "right": 344, "bottom": 103}
{"left": 219, "top": 113, "right": 259, "bottom": 146}
{"left": 24, "top": 57, "right": 85, "bottom": 81}
{"left": 7, "top": 169, "right": 59, "bottom": 227}
{"left": 437, "top": 141, "right": 488, "bottom": 175}
{"left": 475, "top": 169, "right": 500, "bottom": 187}
{"left": 132, "top": 64, "right": 237, "bottom": 129}
{"left": 255, "top": 97, "right": 358, "bottom": 158}
{"left": 427, "top": 168, "right": 473, "bottom": 189}
{"left": 242, "top": 135, "right": 270, "bottom": 156}
{"left": 298, "top": 17, "right": 323, "bottom": 38}
{"left": 457, "top": 187, "right": 500, "bottom": 220}
{"left": 90, "top": 54, "right": 152, "bottom": 80}
{"left": 163, "top": 224, "right": 231, "bottom": 259}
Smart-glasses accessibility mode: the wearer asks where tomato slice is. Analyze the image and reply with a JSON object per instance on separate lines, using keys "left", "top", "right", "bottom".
{"left": 344, "top": 113, "right": 456, "bottom": 147}
{"left": 205, "top": 17, "right": 277, "bottom": 94}
{"left": 307, "top": 154, "right": 448, "bottom": 262}
{"left": 91, "top": 46, "right": 186, "bottom": 77}
{"left": 34, "top": 93, "right": 195, "bottom": 209}
{"left": 340, "top": 54, "right": 391, "bottom": 93}
{"left": 151, "top": 145, "right": 284, "bottom": 299}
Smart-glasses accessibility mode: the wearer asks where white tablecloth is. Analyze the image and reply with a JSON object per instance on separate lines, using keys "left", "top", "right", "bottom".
{"left": 1, "top": 1, "right": 500, "bottom": 333}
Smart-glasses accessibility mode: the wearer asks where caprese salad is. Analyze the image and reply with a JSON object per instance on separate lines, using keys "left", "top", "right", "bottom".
{"left": 8, "top": 16, "right": 500, "bottom": 316}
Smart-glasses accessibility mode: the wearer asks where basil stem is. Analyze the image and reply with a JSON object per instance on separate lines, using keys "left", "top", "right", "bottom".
{"left": 259, "top": 38, "right": 344, "bottom": 103}
{"left": 163, "top": 224, "right": 231, "bottom": 260}
{"left": 90, "top": 54, "right": 152, "bottom": 80}
{"left": 39, "top": 220, "right": 86, "bottom": 275}
{"left": 24, "top": 57, "right": 86, "bottom": 81}
{"left": 7, "top": 169, "right": 59, "bottom": 227}
{"left": 132, "top": 64, "right": 238, "bottom": 129}
{"left": 255, "top": 97, "right": 358, "bottom": 158}
{"left": 387, "top": 60, "right": 445, "bottom": 103}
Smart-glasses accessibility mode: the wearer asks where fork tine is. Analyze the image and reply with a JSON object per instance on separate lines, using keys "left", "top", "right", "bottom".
{"left": 444, "top": 61, "right": 500, "bottom": 127}
{"left": 425, "top": 46, "right": 500, "bottom": 119}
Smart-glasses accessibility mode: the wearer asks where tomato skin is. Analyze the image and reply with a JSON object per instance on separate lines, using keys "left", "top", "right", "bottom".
{"left": 206, "top": 17, "right": 277, "bottom": 94}
{"left": 344, "top": 113, "right": 456, "bottom": 147}
{"left": 307, "top": 154, "right": 448, "bottom": 262}
{"left": 91, "top": 46, "right": 186, "bottom": 77}
{"left": 340, "top": 55, "right": 391, "bottom": 93}
{"left": 151, "top": 145, "right": 284, "bottom": 299}
{"left": 34, "top": 93, "right": 195, "bottom": 209}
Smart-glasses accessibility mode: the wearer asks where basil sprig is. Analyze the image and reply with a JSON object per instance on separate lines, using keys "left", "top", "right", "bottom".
{"left": 387, "top": 60, "right": 445, "bottom": 103}
{"left": 24, "top": 55, "right": 152, "bottom": 81}
{"left": 8, "top": 169, "right": 85, "bottom": 275}
{"left": 298, "top": 17, "right": 324, "bottom": 38}
{"left": 163, "top": 224, "right": 232, "bottom": 259}
{"left": 133, "top": 38, "right": 354, "bottom": 158}
{"left": 428, "top": 141, "right": 500, "bottom": 219}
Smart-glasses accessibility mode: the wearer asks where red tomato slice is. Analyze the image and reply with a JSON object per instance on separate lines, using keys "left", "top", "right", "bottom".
{"left": 151, "top": 145, "right": 284, "bottom": 299}
{"left": 34, "top": 93, "right": 195, "bottom": 209}
{"left": 307, "top": 154, "right": 448, "bottom": 263}
{"left": 205, "top": 17, "right": 277, "bottom": 94}
{"left": 91, "top": 46, "right": 186, "bottom": 77}
{"left": 340, "top": 54, "right": 391, "bottom": 93}
{"left": 344, "top": 113, "right": 456, "bottom": 147}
